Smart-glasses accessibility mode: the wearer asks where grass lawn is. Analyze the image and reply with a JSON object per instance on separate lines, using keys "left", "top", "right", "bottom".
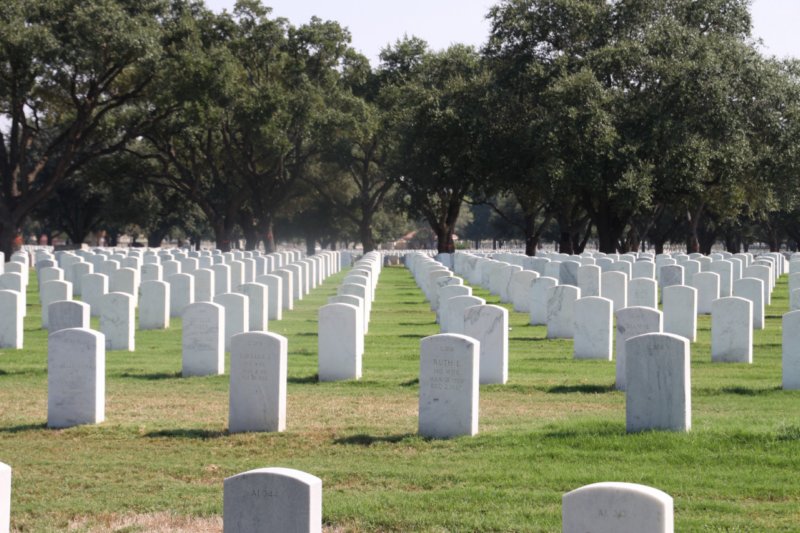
{"left": 1, "top": 262, "right": 799, "bottom": 532}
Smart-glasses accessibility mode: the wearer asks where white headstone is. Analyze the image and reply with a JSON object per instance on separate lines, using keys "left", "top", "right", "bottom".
{"left": 318, "top": 303, "right": 363, "bottom": 381}
{"left": 229, "top": 332, "right": 287, "bottom": 433}
{"left": 418, "top": 334, "right": 479, "bottom": 438}
{"left": 510, "top": 270, "right": 539, "bottom": 312}
{"left": 615, "top": 307, "right": 663, "bottom": 390}
{"left": 627, "top": 277, "right": 657, "bottom": 309}
{"left": 239, "top": 283, "right": 268, "bottom": 332}
{"left": 99, "top": 292, "right": 135, "bottom": 351}
{"left": 81, "top": 273, "right": 107, "bottom": 317}
{"left": 463, "top": 304, "right": 508, "bottom": 384}
{"left": 529, "top": 276, "right": 559, "bottom": 326}
{"left": 167, "top": 273, "right": 194, "bottom": 318}
{"left": 274, "top": 269, "right": 294, "bottom": 310}
{"left": 442, "top": 295, "right": 485, "bottom": 334}
{"left": 692, "top": 272, "right": 720, "bottom": 315}
{"left": 0, "top": 290, "right": 22, "bottom": 349}
{"left": 631, "top": 261, "right": 655, "bottom": 280}
{"left": 711, "top": 296, "right": 753, "bottom": 363}
{"left": 40, "top": 280, "right": 72, "bottom": 329}
{"left": 709, "top": 260, "right": 733, "bottom": 297}
{"left": 600, "top": 271, "right": 628, "bottom": 312}
{"left": 577, "top": 265, "right": 601, "bottom": 298}
{"left": 193, "top": 268, "right": 215, "bottom": 302}
{"left": 256, "top": 274, "right": 283, "bottom": 321}
{"left": 214, "top": 292, "right": 250, "bottom": 351}
{"left": 662, "top": 285, "right": 697, "bottom": 342}
{"left": 48, "top": 300, "right": 90, "bottom": 333}
{"left": 182, "top": 302, "right": 225, "bottom": 377}
{"left": 0, "top": 461, "right": 8, "bottom": 533}
{"left": 562, "top": 482, "right": 674, "bottom": 533}
{"left": 223, "top": 467, "right": 322, "bottom": 533}
{"left": 139, "top": 280, "right": 170, "bottom": 330}
{"left": 733, "top": 277, "right": 764, "bottom": 330}
{"left": 573, "top": 296, "right": 613, "bottom": 361}
{"left": 546, "top": 285, "right": 581, "bottom": 339}
{"left": 783, "top": 310, "right": 800, "bottom": 390}
{"left": 47, "top": 328, "right": 105, "bottom": 428}
{"left": 626, "top": 332, "right": 691, "bottom": 432}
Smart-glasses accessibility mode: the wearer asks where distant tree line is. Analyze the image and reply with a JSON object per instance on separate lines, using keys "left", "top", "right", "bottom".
{"left": 1, "top": 0, "right": 798, "bottom": 257}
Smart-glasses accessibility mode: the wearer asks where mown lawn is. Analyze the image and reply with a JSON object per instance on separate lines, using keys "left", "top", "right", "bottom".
{"left": 1, "top": 263, "right": 799, "bottom": 532}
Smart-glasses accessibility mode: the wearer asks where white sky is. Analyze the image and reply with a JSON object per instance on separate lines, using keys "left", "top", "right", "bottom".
{"left": 205, "top": 0, "right": 800, "bottom": 65}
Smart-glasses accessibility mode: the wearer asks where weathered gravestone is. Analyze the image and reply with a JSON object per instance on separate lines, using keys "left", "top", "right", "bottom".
{"left": 223, "top": 467, "right": 322, "bottom": 533}
{"left": 139, "top": 280, "right": 170, "bottom": 330}
{"left": 663, "top": 285, "right": 697, "bottom": 342}
{"left": 577, "top": 265, "right": 601, "bottom": 298}
{"left": 214, "top": 292, "right": 250, "bottom": 351}
{"left": 464, "top": 304, "right": 508, "bottom": 384}
{"left": 318, "top": 303, "right": 362, "bottom": 382}
{"left": 49, "top": 300, "right": 90, "bottom": 334}
{"left": 615, "top": 307, "right": 662, "bottom": 390}
{"left": 0, "top": 290, "right": 22, "bottom": 349}
{"left": 182, "top": 302, "right": 225, "bottom": 377}
{"left": 229, "top": 332, "right": 287, "bottom": 433}
{"left": 510, "top": 270, "right": 539, "bottom": 312}
{"left": 442, "top": 295, "right": 485, "bottom": 335}
{"left": 711, "top": 297, "right": 753, "bottom": 363}
{"left": 546, "top": 285, "right": 581, "bottom": 339}
{"left": 627, "top": 277, "right": 657, "bottom": 309}
{"left": 418, "top": 334, "right": 479, "bottom": 438}
{"left": 573, "top": 296, "right": 613, "bottom": 361}
{"left": 47, "top": 328, "right": 105, "bottom": 428}
{"left": 783, "top": 310, "right": 800, "bottom": 390}
{"left": 437, "top": 285, "right": 472, "bottom": 325}
{"left": 562, "top": 482, "right": 674, "bottom": 533}
{"left": 626, "top": 332, "right": 691, "bottom": 432}
{"left": 529, "top": 276, "right": 559, "bottom": 326}
{"left": 100, "top": 292, "right": 135, "bottom": 351}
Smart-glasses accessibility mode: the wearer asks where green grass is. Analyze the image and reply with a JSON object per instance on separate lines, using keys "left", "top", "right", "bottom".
{"left": 1, "top": 265, "right": 800, "bottom": 531}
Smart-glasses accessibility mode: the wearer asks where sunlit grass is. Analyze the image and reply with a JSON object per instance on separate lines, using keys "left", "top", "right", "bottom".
{"left": 1, "top": 264, "right": 799, "bottom": 531}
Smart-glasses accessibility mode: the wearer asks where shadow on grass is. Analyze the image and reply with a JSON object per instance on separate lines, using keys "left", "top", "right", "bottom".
{"left": 119, "top": 371, "right": 182, "bottom": 380}
{"left": 720, "top": 386, "right": 782, "bottom": 396}
{"left": 0, "top": 422, "right": 47, "bottom": 433}
{"left": 547, "top": 383, "right": 616, "bottom": 394}
{"left": 400, "top": 378, "right": 419, "bottom": 387}
{"left": 398, "top": 334, "right": 424, "bottom": 339}
{"left": 334, "top": 433, "right": 416, "bottom": 446}
{"left": 288, "top": 374, "right": 319, "bottom": 384}
{"left": 295, "top": 332, "right": 317, "bottom": 337}
{"left": 543, "top": 422, "right": 623, "bottom": 439}
{"left": 145, "top": 428, "right": 227, "bottom": 440}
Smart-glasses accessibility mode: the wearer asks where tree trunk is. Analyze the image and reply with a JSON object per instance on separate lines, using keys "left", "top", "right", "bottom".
{"left": 214, "top": 221, "right": 232, "bottom": 252}
{"left": 435, "top": 224, "right": 455, "bottom": 254}
{"left": 148, "top": 230, "right": 166, "bottom": 248}
{"left": 686, "top": 206, "right": 702, "bottom": 254}
{"left": 558, "top": 231, "right": 573, "bottom": 255}
{"left": 359, "top": 216, "right": 376, "bottom": 253}
{"left": 0, "top": 221, "right": 19, "bottom": 259}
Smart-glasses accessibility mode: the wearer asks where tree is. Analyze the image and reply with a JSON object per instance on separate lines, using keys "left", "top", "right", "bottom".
{"left": 385, "top": 40, "right": 488, "bottom": 254}
{"left": 0, "top": 0, "right": 170, "bottom": 257}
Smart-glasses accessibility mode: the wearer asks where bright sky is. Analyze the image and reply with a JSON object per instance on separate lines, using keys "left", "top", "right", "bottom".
{"left": 205, "top": 0, "right": 800, "bottom": 65}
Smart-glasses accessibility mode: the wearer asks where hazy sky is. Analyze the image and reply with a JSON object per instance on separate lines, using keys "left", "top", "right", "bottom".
{"left": 204, "top": 0, "right": 800, "bottom": 65}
